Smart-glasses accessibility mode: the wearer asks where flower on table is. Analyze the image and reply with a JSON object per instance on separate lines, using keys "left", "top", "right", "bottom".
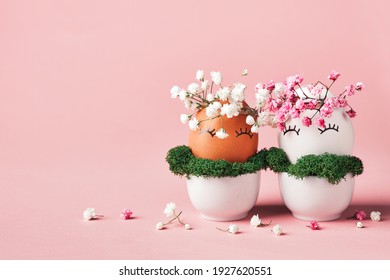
{"left": 250, "top": 214, "right": 272, "bottom": 228}
{"left": 156, "top": 202, "right": 191, "bottom": 231}
{"left": 370, "top": 211, "right": 381, "bottom": 222}
{"left": 228, "top": 224, "right": 239, "bottom": 234}
{"left": 272, "top": 224, "right": 283, "bottom": 236}
{"left": 120, "top": 209, "right": 133, "bottom": 220}
{"left": 308, "top": 220, "right": 320, "bottom": 230}
{"left": 83, "top": 208, "right": 96, "bottom": 221}
{"left": 356, "top": 221, "right": 364, "bottom": 228}
{"left": 348, "top": 210, "right": 366, "bottom": 220}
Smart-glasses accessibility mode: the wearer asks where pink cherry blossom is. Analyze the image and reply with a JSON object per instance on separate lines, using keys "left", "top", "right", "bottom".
{"left": 276, "top": 112, "right": 287, "bottom": 123}
{"left": 320, "top": 105, "right": 333, "bottom": 118}
{"left": 309, "top": 220, "right": 320, "bottom": 230}
{"left": 315, "top": 117, "right": 325, "bottom": 128}
{"left": 290, "top": 108, "right": 301, "bottom": 119}
{"left": 277, "top": 122, "right": 285, "bottom": 132}
{"left": 346, "top": 109, "right": 357, "bottom": 118}
{"left": 285, "top": 74, "right": 303, "bottom": 90}
{"left": 281, "top": 101, "right": 292, "bottom": 113}
{"left": 328, "top": 70, "right": 341, "bottom": 81}
{"left": 309, "top": 84, "right": 324, "bottom": 97}
{"left": 302, "top": 116, "right": 312, "bottom": 127}
{"left": 265, "top": 80, "right": 276, "bottom": 91}
{"left": 345, "top": 85, "right": 355, "bottom": 96}
{"left": 336, "top": 98, "right": 348, "bottom": 108}
{"left": 355, "top": 82, "right": 364, "bottom": 91}
{"left": 306, "top": 99, "right": 318, "bottom": 110}
{"left": 295, "top": 99, "right": 306, "bottom": 110}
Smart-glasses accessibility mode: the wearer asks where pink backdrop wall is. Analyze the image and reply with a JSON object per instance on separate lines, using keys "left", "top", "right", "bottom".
{"left": 1, "top": 0, "right": 389, "bottom": 259}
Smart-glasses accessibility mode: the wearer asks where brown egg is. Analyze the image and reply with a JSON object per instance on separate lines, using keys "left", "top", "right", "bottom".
{"left": 189, "top": 109, "right": 259, "bottom": 162}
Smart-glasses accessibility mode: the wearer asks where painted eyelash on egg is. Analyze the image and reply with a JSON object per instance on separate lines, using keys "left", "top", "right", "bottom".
{"left": 235, "top": 128, "right": 254, "bottom": 138}
{"left": 283, "top": 125, "right": 301, "bottom": 136}
{"left": 199, "top": 128, "right": 216, "bottom": 137}
{"left": 318, "top": 123, "right": 340, "bottom": 134}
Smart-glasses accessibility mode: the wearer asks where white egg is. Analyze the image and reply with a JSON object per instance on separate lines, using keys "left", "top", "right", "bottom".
{"left": 278, "top": 88, "right": 354, "bottom": 164}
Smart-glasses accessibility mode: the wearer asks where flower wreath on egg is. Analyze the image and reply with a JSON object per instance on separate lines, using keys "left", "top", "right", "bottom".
{"left": 167, "top": 70, "right": 364, "bottom": 184}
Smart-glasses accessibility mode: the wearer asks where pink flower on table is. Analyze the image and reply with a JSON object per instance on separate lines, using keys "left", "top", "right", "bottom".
{"left": 352, "top": 210, "right": 366, "bottom": 220}
{"left": 345, "top": 85, "right": 355, "bottom": 96}
{"left": 309, "top": 220, "right": 320, "bottom": 230}
{"left": 328, "top": 70, "right": 341, "bottom": 81}
{"left": 355, "top": 82, "right": 364, "bottom": 91}
{"left": 315, "top": 117, "right": 325, "bottom": 128}
{"left": 302, "top": 116, "right": 312, "bottom": 127}
{"left": 120, "top": 209, "right": 133, "bottom": 220}
{"left": 346, "top": 109, "right": 357, "bottom": 118}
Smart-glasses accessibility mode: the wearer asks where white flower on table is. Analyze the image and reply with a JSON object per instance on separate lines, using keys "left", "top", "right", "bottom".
{"left": 272, "top": 224, "right": 283, "bottom": 235}
{"left": 163, "top": 202, "right": 176, "bottom": 218}
{"left": 156, "top": 222, "right": 165, "bottom": 230}
{"left": 356, "top": 222, "right": 364, "bottom": 228}
{"left": 370, "top": 211, "right": 381, "bottom": 222}
{"left": 83, "top": 208, "right": 96, "bottom": 220}
{"left": 228, "top": 224, "right": 239, "bottom": 234}
{"left": 250, "top": 214, "right": 261, "bottom": 227}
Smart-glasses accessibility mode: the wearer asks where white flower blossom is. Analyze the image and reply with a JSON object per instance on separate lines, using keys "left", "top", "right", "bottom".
{"left": 189, "top": 118, "right": 200, "bottom": 131}
{"left": 83, "top": 208, "right": 96, "bottom": 221}
{"left": 179, "top": 90, "right": 188, "bottom": 101}
{"left": 231, "top": 83, "right": 246, "bottom": 102}
{"left": 273, "top": 82, "right": 285, "bottom": 95}
{"left": 246, "top": 115, "right": 255, "bottom": 125}
{"left": 272, "top": 224, "right": 283, "bottom": 235}
{"left": 180, "top": 114, "right": 190, "bottom": 124}
{"left": 163, "top": 202, "right": 176, "bottom": 217}
{"left": 216, "top": 128, "right": 229, "bottom": 139}
{"left": 251, "top": 124, "right": 259, "bottom": 133}
{"left": 370, "top": 211, "right": 381, "bottom": 222}
{"left": 255, "top": 89, "right": 269, "bottom": 108}
{"left": 220, "top": 103, "right": 241, "bottom": 118}
{"left": 211, "top": 71, "right": 222, "bottom": 85}
{"left": 228, "top": 224, "right": 239, "bottom": 234}
{"left": 196, "top": 70, "right": 204, "bottom": 81}
{"left": 170, "top": 86, "right": 181, "bottom": 99}
{"left": 184, "top": 99, "right": 192, "bottom": 109}
{"left": 250, "top": 214, "right": 261, "bottom": 227}
{"left": 156, "top": 222, "right": 164, "bottom": 230}
{"left": 201, "top": 80, "right": 210, "bottom": 91}
{"left": 257, "top": 111, "right": 271, "bottom": 126}
{"left": 184, "top": 224, "right": 191, "bottom": 230}
{"left": 216, "top": 87, "right": 230, "bottom": 101}
{"left": 206, "top": 93, "right": 214, "bottom": 102}
{"left": 356, "top": 222, "right": 364, "bottom": 228}
{"left": 187, "top": 83, "right": 199, "bottom": 94}
{"left": 205, "top": 101, "right": 222, "bottom": 118}
{"left": 241, "top": 69, "right": 248, "bottom": 76}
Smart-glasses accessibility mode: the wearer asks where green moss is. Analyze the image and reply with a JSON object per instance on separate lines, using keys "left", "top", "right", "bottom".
{"left": 166, "top": 146, "right": 364, "bottom": 184}
{"left": 166, "top": 146, "right": 268, "bottom": 178}
{"left": 266, "top": 148, "right": 364, "bottom": 185}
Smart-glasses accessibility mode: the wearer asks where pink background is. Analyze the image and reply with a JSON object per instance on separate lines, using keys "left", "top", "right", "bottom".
{"left": 1, "top": 0, "right": 389, "bottom": 259}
